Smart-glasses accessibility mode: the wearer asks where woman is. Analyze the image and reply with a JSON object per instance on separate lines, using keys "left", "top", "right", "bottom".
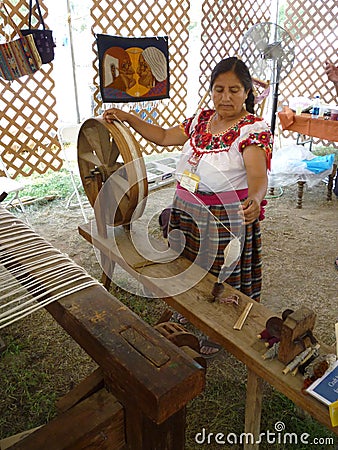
{"left": 103, "top": 57, "right": 273, "bottom": 355}
{"left": 324, "top": 59, "right": 338, "bottom": 97}
{"left": 137, "top": 47, "right": 168, "bottom": 94}
{"left": 104, "top": 47, "right": 136, "bottom": 92}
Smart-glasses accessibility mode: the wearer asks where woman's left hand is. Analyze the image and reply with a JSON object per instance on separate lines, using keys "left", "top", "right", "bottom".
{"left": 239, "top": 198, "right": 260, "bottom": 224}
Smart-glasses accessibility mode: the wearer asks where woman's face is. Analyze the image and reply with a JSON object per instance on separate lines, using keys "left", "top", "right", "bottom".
{"left": 137, "top": 54, "right": 154, "bottom": 88}
{"left": 211, "top": 71, "right": 248, "bottom": 118}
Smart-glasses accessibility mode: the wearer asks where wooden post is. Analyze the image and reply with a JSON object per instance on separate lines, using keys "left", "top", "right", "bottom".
{"left": 124, "top": 405, "right": 186, "bottom": 450}
{"left": 244, "top": 369, "right": 263, "bottom": 450}
{"left": 327, "top": 163, "right": 337, "bottom": 201}
{"left": 296, "top": 181, "right": 306, "bottom": 209}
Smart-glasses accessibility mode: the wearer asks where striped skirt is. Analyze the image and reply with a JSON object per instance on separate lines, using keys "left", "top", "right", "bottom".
{"left": 168, "top": 195, "right": 262, "bottom": 301}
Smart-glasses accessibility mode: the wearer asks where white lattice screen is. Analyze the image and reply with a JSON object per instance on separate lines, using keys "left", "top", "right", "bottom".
{"left": 199, "top": 0, "right": 272, "bottom": 108}
{"left": 1, "top": 0, "right": 337, "bottom": 178}
{"left": 90, "top": 0, "right": 191, "bottom": 155}
{"left": 0, "top": 1, "right": 60, "bottom": 178}
{"left": 280, "top": 0, "right": 338, "bottom": 147}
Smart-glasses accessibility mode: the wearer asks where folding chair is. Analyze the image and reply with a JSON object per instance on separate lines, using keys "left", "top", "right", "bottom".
{"left": 0, "top": 155, "right": 27, "bottom": 217}
{"left": 57, "top": 125, "right": 88, "bottom": 223}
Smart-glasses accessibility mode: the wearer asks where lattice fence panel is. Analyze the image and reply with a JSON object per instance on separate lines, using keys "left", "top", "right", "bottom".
{"left": 281, "top": 0, "right": 337, "bottom": 147}
{"left": 199, "top": 0, "right": 272, "bottom": 108}
{"left": 0, "top": 0, "right": 60, "bottom": 178}
{"left": 90, "top": 0, "right": 190, "bottom": 155}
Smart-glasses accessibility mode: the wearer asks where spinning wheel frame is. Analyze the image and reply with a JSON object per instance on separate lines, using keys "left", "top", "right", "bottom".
{"left": 77, "top": 117, "right": 148, "bottom": 227}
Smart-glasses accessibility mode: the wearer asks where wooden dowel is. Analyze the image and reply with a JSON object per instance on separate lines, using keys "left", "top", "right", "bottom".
{"left": 233, "top": 302, "right": 253, "bottom": 330}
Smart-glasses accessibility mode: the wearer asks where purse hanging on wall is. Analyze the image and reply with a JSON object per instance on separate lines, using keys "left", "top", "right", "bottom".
{"left": 0, "top": 2, "right": 42, "bottom": 81}
{"left": 21, "top": 0, "right": 55, "bottom": 64}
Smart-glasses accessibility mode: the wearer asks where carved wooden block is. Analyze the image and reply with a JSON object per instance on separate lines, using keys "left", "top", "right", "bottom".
{"left": 278, "top": 307, "right": 316, "bottom": 364}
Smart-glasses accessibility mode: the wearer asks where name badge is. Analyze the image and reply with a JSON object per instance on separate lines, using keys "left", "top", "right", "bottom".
{"left": 180, "top": 170, "right": 200, "bottom": 193}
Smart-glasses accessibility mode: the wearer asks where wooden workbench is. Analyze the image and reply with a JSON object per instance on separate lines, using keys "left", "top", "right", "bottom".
{"left": 79, "top": 221, "right": 337, "bottom": 447}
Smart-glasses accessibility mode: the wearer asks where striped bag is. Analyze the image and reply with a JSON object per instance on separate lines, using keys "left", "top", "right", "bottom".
{"left": 0, "top": 3, "right": 42, "bottom": 81}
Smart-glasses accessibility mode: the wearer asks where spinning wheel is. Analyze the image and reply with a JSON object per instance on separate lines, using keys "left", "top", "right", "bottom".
{"left": 78, "top": 117, "right": 148, "bottom": 227}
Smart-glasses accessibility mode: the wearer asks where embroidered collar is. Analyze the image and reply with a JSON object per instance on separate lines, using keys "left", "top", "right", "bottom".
{"left": 189, "top": 110, "right": 262, "bottom": 155}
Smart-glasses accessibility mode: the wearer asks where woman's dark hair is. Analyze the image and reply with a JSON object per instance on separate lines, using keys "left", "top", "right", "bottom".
{"left": 210, "top": 57, "right": 255, "bottom": 114}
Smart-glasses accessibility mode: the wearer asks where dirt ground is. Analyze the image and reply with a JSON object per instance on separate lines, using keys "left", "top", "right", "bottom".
{"left": 1, "top": 178, "right": 337, "bottom": 446}
{"left": 27, "top": 180, "right": 338, "bottom": 346}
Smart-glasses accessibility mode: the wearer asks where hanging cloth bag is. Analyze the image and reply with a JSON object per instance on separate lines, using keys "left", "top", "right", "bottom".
{"left": 0, "top": 2, "right": 42, "bottom": 81}
{"left": 21, "top": 0, "right": 55, "bottom": 64}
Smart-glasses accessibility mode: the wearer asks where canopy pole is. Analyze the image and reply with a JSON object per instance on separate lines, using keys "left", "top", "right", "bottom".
{"left": 66, "top": 0, "right": 81, "bottom": 123}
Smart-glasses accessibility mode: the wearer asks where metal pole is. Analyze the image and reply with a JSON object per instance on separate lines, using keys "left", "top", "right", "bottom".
{"left": 270, "top": 61, "right": 281, "bottom": 137}
{"left": 66, "top": 0, "right": 81, "bottom": 123}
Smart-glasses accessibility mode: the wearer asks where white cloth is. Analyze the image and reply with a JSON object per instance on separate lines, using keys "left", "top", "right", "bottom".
{"left": 175, "top": 118, "right": 269, "bottom": 192}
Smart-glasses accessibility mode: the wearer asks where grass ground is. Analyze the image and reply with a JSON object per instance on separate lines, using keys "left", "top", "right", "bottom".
{"left": 1, "top": 157, "right": 337, "bottom": 449}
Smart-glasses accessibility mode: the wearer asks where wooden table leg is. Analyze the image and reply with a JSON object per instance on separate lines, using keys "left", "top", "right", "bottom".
{"left": 244, "top": 368, "right": 263, "bottom": 450}
{"left": 327, "top": 163, "right": 337, "bottom": 201}
{"left": 297, "top": 181, "right": 306, "bottom": 209}
{"left": 100, "top": 255, "right": 115, "bottom": 291}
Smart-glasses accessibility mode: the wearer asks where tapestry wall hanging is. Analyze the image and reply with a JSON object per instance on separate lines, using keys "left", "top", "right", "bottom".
{"left": 96, "top": 35, "right": 170, "bottom": 103}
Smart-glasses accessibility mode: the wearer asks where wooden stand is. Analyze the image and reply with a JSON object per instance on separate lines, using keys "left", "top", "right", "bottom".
{"left": 78, "top": 221, "right": 338, "bottom": 442}
{"left": 0, "top": 208, "right": 205, "bottom": 450}
{"left": 4, "top": 284, "right": 205, "bottom": 450}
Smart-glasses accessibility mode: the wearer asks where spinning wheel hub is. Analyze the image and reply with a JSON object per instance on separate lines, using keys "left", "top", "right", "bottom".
{"left": 85, "top": 163, "right": 123, "bottom": 182}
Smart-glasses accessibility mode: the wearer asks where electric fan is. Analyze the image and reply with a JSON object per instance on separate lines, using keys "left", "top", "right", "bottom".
{"left": 240, "top": 22, "right": 296, "bottom": 135}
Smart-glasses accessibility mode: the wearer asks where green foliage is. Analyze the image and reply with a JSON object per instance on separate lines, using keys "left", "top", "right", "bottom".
{"left": 17, "top": 168, "right": 83, "bottom": 200}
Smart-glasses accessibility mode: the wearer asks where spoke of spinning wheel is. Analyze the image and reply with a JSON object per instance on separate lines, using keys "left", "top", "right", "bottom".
{"left": 79, "top": 151, "right": 102, "bottom": 167}
{"left": 107, "top": 140, "right": 120, "bottom": 166}
{"left": 110, "top": 173, "right": 130, "bottom": 195}
{"left": 82, "top": 126, "right": 109, "bottom": 164}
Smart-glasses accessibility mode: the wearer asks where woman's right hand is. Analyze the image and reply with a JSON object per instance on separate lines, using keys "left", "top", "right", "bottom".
{"left": 103, "top": 107, "right": 130, "bottom": 124}
{"left": 324, "top": 60, "right": 338, "bottom": 84}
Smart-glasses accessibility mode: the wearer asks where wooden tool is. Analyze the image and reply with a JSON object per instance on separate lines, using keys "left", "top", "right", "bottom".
{"left": 233, "top": 302, "right": 253, "bottom": 330}
{"left": 278, "top": 307, "right": 317, "bottom": 365}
